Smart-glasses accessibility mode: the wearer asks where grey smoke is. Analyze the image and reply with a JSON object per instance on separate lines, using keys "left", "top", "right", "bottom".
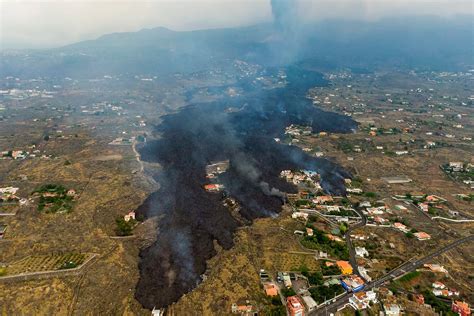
{"left": 259, "top": 181, "right": 286, "bottom": 199}
{"left": 270, "top": 0, "right": 298, "bottom": 32}
{"left": 173, "top": 228, "right": 196, "bottom": 284}
{"left": 232, "top": 153, "right": 286, "bottom": 199}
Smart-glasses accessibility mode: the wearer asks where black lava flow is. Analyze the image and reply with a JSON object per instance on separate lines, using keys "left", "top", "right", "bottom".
{"left": 135, "top": 67, "right": 357, "bottom": 309}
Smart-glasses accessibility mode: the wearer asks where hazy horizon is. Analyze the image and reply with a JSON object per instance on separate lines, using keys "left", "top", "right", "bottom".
{"left": 1, "top": 0, "right": 473, "bottom": 50}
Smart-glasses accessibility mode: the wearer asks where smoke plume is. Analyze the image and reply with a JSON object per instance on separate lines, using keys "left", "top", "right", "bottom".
{"left": 270, "top": 0, "right": 298, "bottom": 32}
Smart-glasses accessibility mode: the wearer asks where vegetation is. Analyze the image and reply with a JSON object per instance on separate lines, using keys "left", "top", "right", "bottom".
{"left": 301, "top": 227, "right": 349, "bottom": 260}
{"left": 399, "top": 271, "right": 420, "bottom": 283}
{"left": 33, "top": 184, "right": 74, "bottom": 213}
{"left": 364, "top": 192, "right": 377, "bottom": 198}
{"left": 295, "top": 199, "right": 310, "bottom": 207}
{"left": 309, "top": 284, "right": 344, "bottom": 304}
{"left": 115, "top": 217, "right": 136, "bottom": 236}
{"left": 321, "top": 262, "right": 342, "bottom": 276}
{"left": 339, "top": 223, "right": 348, "bottom": 234}
{"left": 280, "top": 287, "right": 296, "bottom": 298}
{"left": 305, "top": 271, "right": 324, "bottom": 285}
{"left": 265, "top": 297, "right": 286, "bottom": 316}
{"left": 59, "top": 261, "right": 79, "bottom": 269}
{"left": 423, "top": 290, "right": 457, "bottom": 316}
{"left": 327, "top": 208, "right": 355, "bottom": 217}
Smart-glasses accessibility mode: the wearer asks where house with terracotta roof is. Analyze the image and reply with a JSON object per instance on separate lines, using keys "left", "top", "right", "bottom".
{"left": 452, "top": 301, "right": 471, "bottom": 316}
{"left": 393, "top": 222, "right": 409, "bottom": 233}
{"left": 231, "top": 303, "right": 254, "bottom": 314}
{"left": 327, "top": 234, "right": 343, "bottom": 242}
{"left": 314, "top": 195, "right": 333, "bottom": 204}
{"left": 424, "top": 264, "right": 448, "bottom": 273}
{"left": 336, "top": 261, "right": 353, "bottom": 275}
{"left": 286, "top": 296, "right": 304, "bottom": 316}
{"left": 373, "top": 216, "right": 388, "bottom": 225}
{"left": 264, "top": 283, "right": 278, "bottom": 297}
{"left": 414, "top": 232, "right": 431, "bottom": 240}
{"left": 426, "top": 195, "right": 446, "bottom": 204}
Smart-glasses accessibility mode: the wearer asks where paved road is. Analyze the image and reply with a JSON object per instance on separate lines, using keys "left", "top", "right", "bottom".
{"left": 344, "top": 208, "right": 367, "bottom": 278}
{"left": 310, "top": 234, "right": 474, "bottom": 316}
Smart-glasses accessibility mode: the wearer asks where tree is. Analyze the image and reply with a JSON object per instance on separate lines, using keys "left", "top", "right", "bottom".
{"left": 339, "top": 223, "right": 348, "bottom": 234}
{"left": 115, "top": 218, "right": 135, "bottom": 236}
{"left": 281, "top": 287, "right": 296, "bottom": 298}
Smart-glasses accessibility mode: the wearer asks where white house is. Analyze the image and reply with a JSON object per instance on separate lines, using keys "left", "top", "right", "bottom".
{"left": 355, "top": 247, "right": 369, "bottom": 258}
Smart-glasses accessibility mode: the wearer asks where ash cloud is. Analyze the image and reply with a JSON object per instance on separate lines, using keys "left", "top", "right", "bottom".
{"left": 271, "top": 0, "right": 298, "bottom": 32}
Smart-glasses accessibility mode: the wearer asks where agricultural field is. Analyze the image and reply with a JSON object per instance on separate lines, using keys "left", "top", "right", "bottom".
{"left": 3, "top": 253, "right": 88, "bottom": 275}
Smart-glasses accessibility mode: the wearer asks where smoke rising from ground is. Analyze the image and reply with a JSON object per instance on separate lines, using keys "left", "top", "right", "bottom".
{"left": 135, "top": 65, "right": 356, "bottom": 308}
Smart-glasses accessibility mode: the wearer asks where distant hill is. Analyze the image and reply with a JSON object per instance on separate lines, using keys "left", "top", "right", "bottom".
{"left": 1, "top": 16, "right": 472, "bottom": 78}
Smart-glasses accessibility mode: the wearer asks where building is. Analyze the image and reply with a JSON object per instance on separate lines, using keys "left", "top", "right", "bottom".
{"left": 373, "top": 216, "right": 388, "bottom": 225}
{"left": 414, "top": 232, "right": 431, "bottom": 240}
{"left": 287, "top": 296, "right": 304, "bottom": 316}
{"left": 449, "top": 162, "right": 464, "bottom": 172}
{"left": 384, "top": 304, "right": 401, "bottom": 315}
{"left": 302, "top": 295, "right": 317, "bottom": 312}
{"left": 347, "top": 188, "right": 363, "bottom": 194}
{"left": 124, "top": 211, "right": 136, "bottom": 222}
{"left": 336, "top": 261, "right": 353, "bottom": 275}
{"left": 341, "top": 275, "right": 365, "bottom": 292}
{"left": 426, "top": 195, "right": 446, "bottom": 204}
{"left": 381, "top": 176, "right": 413, "bottom": 184}
{"left": 358, "top": 266, "right": 372, "bottom": 282}
{"left": 452, "top": 301, "right": 471, "bottom": 316}
{"left": 395, "top": 205, "right": 408, "bottom": 211}
{"left": 292, "top": 212, "right": 309, "bottom": 220}
{"left": 432, "top": 281, "right": 446, "bottom": 289}
{"left": 231, "top": 303, "right": 254, "bottom": 314}
{"left": 349, "top": 291, "right": 377, "bottom": 310}
{"left": 419, "top": 203, "right": 429, "bottom": 212}
{"left": 306, "top": 227, "right": 314, "bottom": 236}
{"left": 393, "top": 222, "right": 409, "bottom": 233}
{"left": 204, "top": 184, "right": 224, "bottom": 192}
{"left": 327, "top": 234, "right": 343, "bottom": 242}
{"left": 283, "top": 273, "right": 292, "bottom": 288}
{"left": 264, "top": 283, "right": 278, "bottom": 296}
{"left": 314, "top": 195, "right": 333, "bottom": 204}
{"left": 424, "top": 264, "right": 448, "bottom": 273}
{"left": 355, "top": 247, "right": 369, "bottom": 258}
{"left": 413, "top": 294, "right": 424, "bottom": 305}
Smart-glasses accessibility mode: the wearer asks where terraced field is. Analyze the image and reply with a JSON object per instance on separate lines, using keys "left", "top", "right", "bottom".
{"left": 5, "top": 253, "right": 87, "bottom": 275}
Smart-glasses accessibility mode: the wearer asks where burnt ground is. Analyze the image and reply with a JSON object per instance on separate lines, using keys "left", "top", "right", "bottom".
{"left": 135, "top": 66, "right": 357, "bottom": 309}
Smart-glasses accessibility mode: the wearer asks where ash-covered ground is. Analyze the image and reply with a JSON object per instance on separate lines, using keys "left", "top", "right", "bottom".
{"left": 135, "top": 66, "right": 357, "bottom": 309}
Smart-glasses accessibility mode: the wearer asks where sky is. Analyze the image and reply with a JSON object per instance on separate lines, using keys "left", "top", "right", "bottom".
{"left": 1, "top": 0, "right": 472, "bottom": 49}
